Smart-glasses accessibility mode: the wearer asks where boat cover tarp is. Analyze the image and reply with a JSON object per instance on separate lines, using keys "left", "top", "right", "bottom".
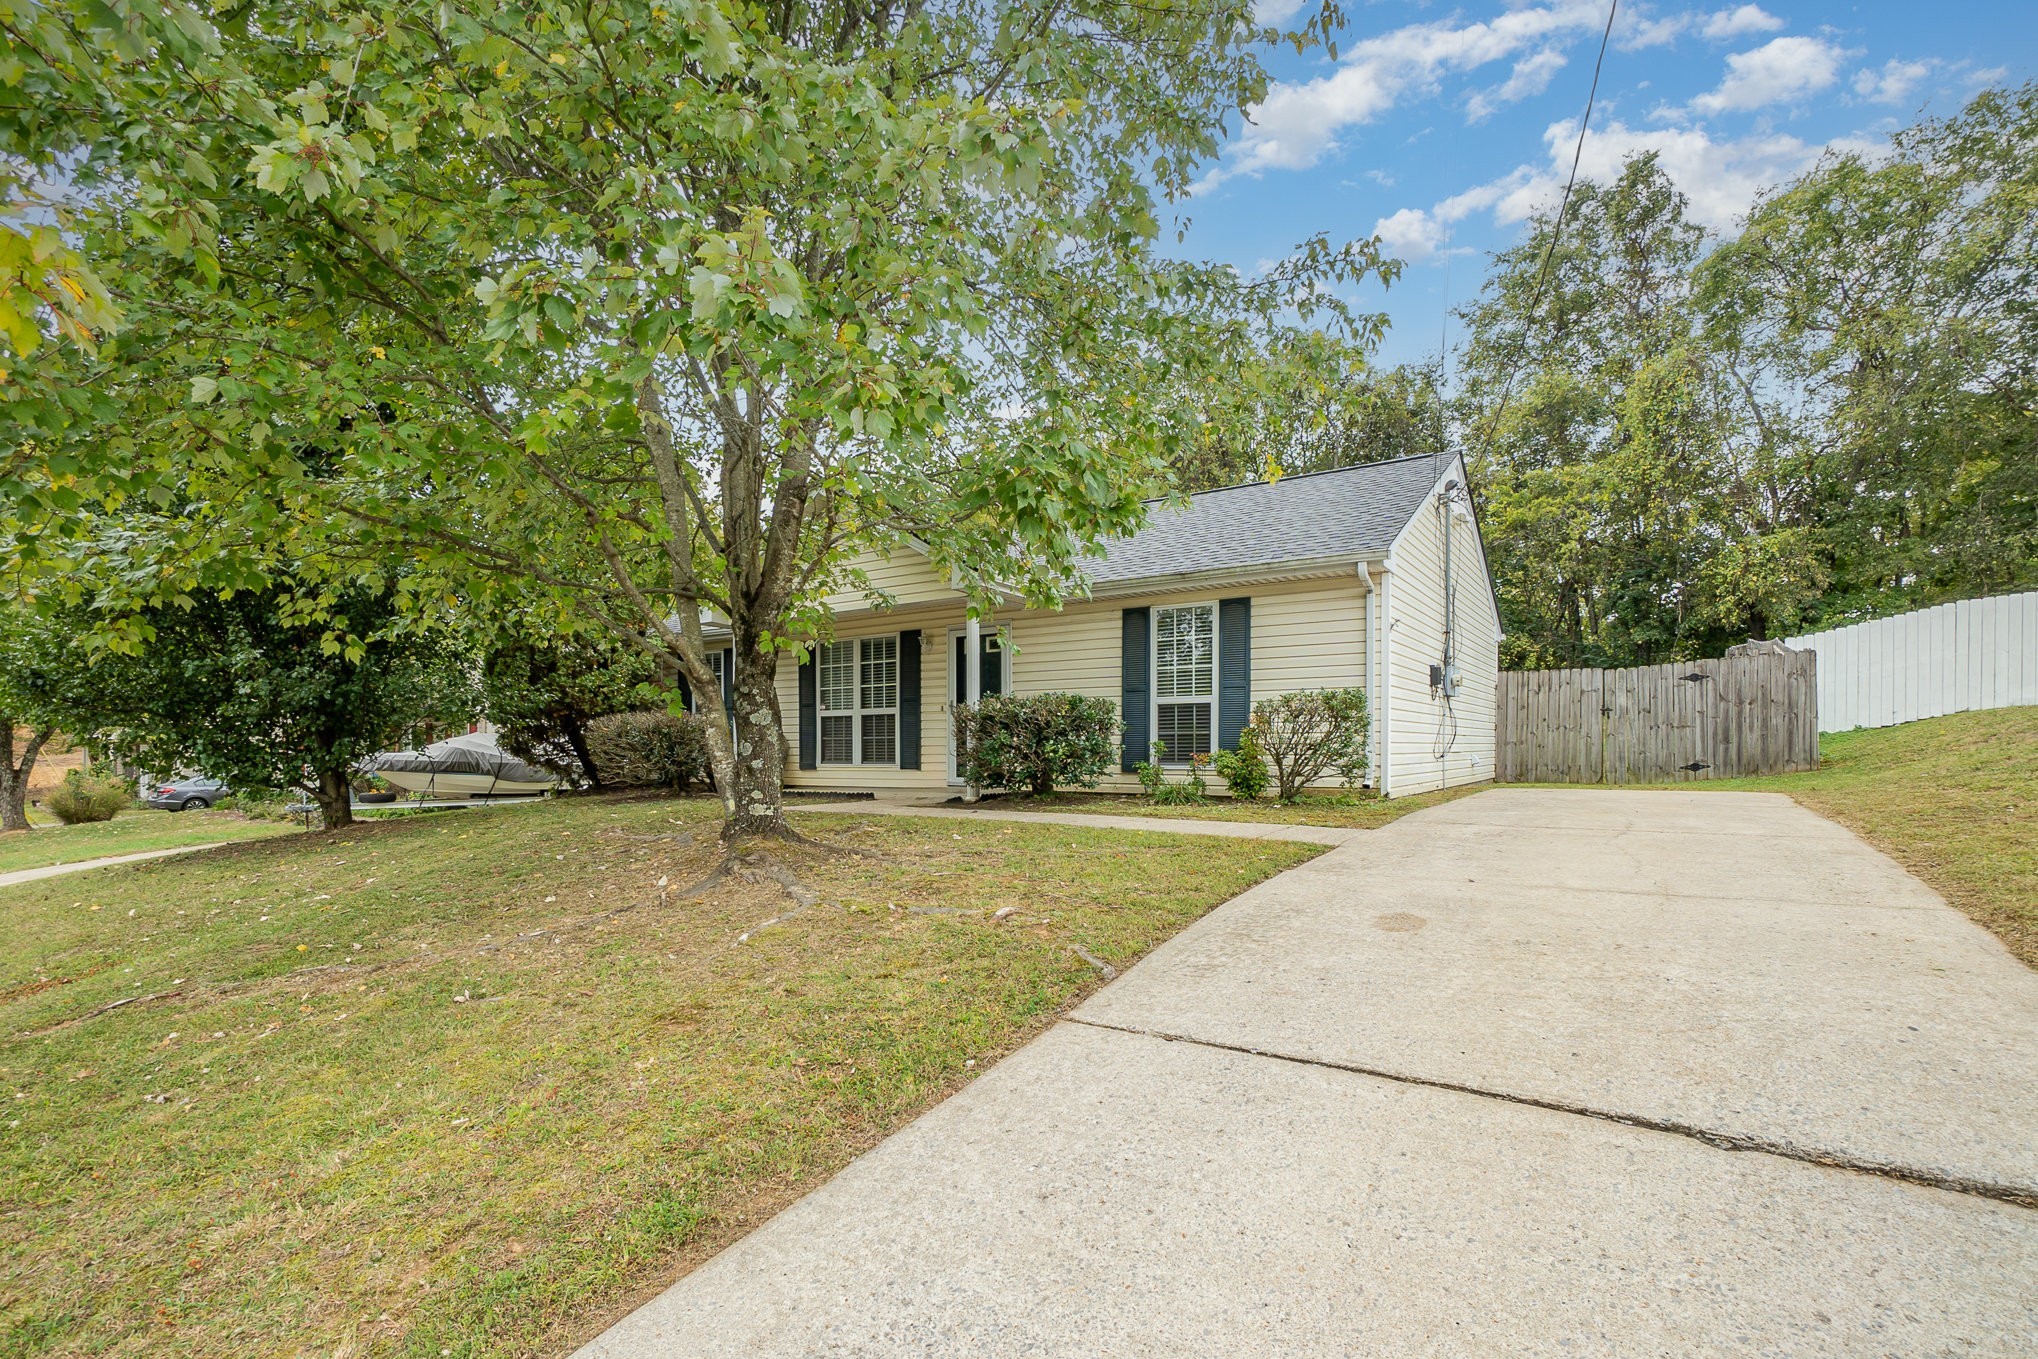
{"left": 368, "top": 733, "right": 556, "bottom": 785}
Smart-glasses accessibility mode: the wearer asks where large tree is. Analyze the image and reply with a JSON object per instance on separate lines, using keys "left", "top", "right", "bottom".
{"left": 7, "top": 0, "right": 1384, "bottom": 841}
{"left": 1457, "top": 154, "right": 1823, "bottom": 667}
{"left": 96, "top": 585, "right": 478, "bottom": 829}
{"left": 1699, "top": 82, "right": 2038, "bottom": 621}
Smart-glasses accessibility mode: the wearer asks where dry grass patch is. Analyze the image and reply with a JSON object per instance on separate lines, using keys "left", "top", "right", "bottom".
{"left": 974, "top": 782, "right": 1487, "bottom": 828}
{"left": 0, "top": 794, "right": 1319, "bottom": 1357}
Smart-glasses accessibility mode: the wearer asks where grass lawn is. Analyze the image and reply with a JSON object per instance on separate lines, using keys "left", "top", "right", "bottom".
{"left": 1681, "top": 707, "right": 2037, "bottom": 970}
{"left": 0, "top": 809, "right": 296, "bottom": 875}
{"left": 0, "top": 795, "right": 1321, "bottom": 1357}
{"left": 972, "top": 782, "right": 1486, "bottom": 828}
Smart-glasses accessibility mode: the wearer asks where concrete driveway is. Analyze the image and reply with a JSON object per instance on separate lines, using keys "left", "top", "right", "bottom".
{"left": 581, "top": 789, "right": 2038, "bottom": 1358}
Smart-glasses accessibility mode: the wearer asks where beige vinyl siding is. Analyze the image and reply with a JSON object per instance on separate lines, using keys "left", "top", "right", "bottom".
{"left": 1381, "top": 458, "right": 1499, "bottom": 797}
{"left": 820, "top": 549, "right": 959, "bottom": 615}
{"left": 776, "top": 574, "right": 1372, "bottom": 794}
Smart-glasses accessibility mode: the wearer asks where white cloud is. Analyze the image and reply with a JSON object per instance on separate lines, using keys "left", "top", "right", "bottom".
{"left": 1204, "top": 0, "right": 1615, "bottom": 188}
{"left": 1853, "top": 57, "right": 1936, "bottom": 105}
{"left": 1691, "top": 35, "right": 1848, "bottom": 114}
{"left": 1701, "top": 5, "right": 1785, "bottom": 41}
{"left": 1376, "top": 114, "right": 1888, "bottom": 262}
{"left": 1250, "top": 0, "right": 1309, "bottom": 26}
{"left": 1614, "top": 5, "right": 1694, "bottom": 51}
{"left": 1372, "top": 207, "right": 1449, "bottom": 262}
{"left": 1431, "top": 116, "right": 1866, "bottom": 234}
{"left": 1467, "top": 48, "right": 1570, "bottom": 122}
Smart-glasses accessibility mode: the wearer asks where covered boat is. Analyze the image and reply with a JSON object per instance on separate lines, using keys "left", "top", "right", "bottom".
{"left": 367, "top": 732, "right": 558, "bottom": 799}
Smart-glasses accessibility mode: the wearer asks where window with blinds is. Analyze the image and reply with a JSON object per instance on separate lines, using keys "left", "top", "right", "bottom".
{"left": 1153, "top": 603, "right": 1216, "bottom": 761}
{"left": 819, "top": 635, "right": 899, "bottom": 765}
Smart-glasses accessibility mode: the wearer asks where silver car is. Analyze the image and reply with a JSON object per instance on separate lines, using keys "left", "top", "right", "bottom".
{"left": 143, "top": 775, "right": 230, "bottom": 811}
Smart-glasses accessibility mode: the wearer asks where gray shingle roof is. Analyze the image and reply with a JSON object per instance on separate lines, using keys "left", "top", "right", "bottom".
{"left": 1085, "top": 454, "right": 1444, "bottom": 586}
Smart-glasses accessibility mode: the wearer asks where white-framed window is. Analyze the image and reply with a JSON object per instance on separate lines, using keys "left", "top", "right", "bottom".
{"left": 819, "top": 635, "right": 899, "bottom": 766}
{"left": 705, "top": 650, "right": 726, "bottom": 708}
{"left": 1153, "top": 602, "right": 1216, "bottom": 763}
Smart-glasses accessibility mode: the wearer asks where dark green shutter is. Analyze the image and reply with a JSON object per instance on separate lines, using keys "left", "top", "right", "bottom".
{"left": 797, "top": 649, "right": 817, "bottom": 770}
{"left": 720, "top": 647, "right": 735, "bottom": 715}
{"left": 898, "top": 630, "right": 922, "bottom": 770}
{"left": 675, "top": 669, "right": 692, "bottom": 713}
{"left": 1120, "top": 607, "right": 1150, "bottom": 772}
{"left": 1218, "top": 597, "right": 1252, "bottom": 751}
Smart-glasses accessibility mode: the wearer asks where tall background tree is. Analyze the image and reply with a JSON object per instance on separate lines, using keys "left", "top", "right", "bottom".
{"left": 1455, "top": 83, "right": 2035, "bottom": 668}
{"left": 7, "top": 0, "right": 1387, "bottom": 841}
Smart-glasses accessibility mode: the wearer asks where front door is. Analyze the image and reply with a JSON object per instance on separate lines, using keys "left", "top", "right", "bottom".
{"left": 948, "top": 629, "right": 1008, "bottom": 783}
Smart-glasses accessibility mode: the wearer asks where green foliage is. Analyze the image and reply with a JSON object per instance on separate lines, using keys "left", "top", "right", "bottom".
{"left": 1135, "top": 742, "right": 1209, "bottom": 804}
{"left": 1250, "top": 689, "right": 1369, "bottom": 801}
{"left": 1210, "top": 728, "right": 1271, "bottom": 800}
{"left": 213, "top": 787, "right": 299, "bottom": 823}
{"left": 44, "top": 770, "right": 130, "bottom": 824}
{"left": 582, "top": 711, "right": 712, "bottom": 793}
{"left": 952, "top": 692, "right": 1118, "bottom": 796}
{"left": 1, "top": 0, "right": 1388, "bottom": 834}
{"left": 1172, "top": 335, "right": 1444, "bottom": 491}
{"left": 87, "top": 584, "right": 479, "bottom": 829}
{"left": 482, "top": 632, "right": 662, "bottom": 789}
{"left": 1459, "top": 85, "right": 2037, "bottom": 668}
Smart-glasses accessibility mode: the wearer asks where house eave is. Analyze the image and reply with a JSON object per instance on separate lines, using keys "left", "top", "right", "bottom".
{"left": 1080, "top": 552, "right": 1387, "bottom": 601}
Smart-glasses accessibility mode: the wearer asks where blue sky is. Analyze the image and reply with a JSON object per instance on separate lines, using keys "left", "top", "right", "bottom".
{"left": 1180, "top": 0, "right": 2036, "bottom": 369}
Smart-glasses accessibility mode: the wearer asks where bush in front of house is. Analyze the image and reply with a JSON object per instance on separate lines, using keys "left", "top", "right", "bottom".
{"left": 1134, "top": 742, "right": 1209, "bottom": 804}
{"left": 1210, "top": 728, "right": 1271, "bottom": 801}
{"left": 1250, "top": 688, "right": 1370, "bottom": 801}
{"left": 582, "top": 710, "right": 712, "bottom": 793}
{"left": 953, "top": 692, "right": 1118, "bottom": 796}
{"left": 45, "top": 771, "right": 134, "bottom": 824}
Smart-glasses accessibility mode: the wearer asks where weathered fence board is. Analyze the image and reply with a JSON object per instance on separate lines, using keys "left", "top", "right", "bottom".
{"left": 1496, "top": 650, "right": 1818, "bottom": 784}
{"left": 1784, "top": 591, "right": 2038, "bottom": 733}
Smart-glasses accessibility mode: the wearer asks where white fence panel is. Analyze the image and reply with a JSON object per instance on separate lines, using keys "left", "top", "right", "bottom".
{"left": 1785, "top": 591, "right": 2038, "bottom": 733}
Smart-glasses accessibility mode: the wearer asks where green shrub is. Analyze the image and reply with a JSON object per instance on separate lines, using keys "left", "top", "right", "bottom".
{"left": 583, "top": 710, "right": 712, "bottom": 793}
{"left": 222, "top": 787, "right": 297, "bottom": 822}
{"left": 45, "top": 771, "right": 133, "bottom": 825}
{"left": 1211, "top": 728, "right": 1271, "bottom": 800}
{"left": 1250, "top": 688, "right": 1370, "bottom": 801}
{"left": 1134, "top": 742, "right": 1209, "bottom": 804}
{"left": 953, "top": 692, "right": 1118, "bottom": 796}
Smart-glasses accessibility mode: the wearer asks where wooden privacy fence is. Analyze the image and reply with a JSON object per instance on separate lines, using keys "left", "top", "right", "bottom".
{"left": 1495, "top": 650, "right": 1819, "bottom": 784}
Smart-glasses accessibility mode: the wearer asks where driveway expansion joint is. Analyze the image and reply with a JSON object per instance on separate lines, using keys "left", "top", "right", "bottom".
{"left": 1063, "top": 1015, "right": 2038, "bottom": 1211}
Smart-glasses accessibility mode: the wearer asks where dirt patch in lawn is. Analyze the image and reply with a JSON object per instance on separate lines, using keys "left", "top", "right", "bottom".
{"left": 969, "top": 783, "right": 1487, "bottom": 828}
{"left": 0, "top": 794, "right": 1320, "bottom": 1357}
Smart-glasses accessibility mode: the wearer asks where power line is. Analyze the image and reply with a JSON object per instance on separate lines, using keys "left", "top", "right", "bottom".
{"left": 1469, "top": 0, "right": 1619, "bottom": 461}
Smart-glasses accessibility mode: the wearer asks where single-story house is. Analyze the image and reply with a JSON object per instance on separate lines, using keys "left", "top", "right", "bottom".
{"left": 702, "top": 452, "right": 1501, "bottom": 798}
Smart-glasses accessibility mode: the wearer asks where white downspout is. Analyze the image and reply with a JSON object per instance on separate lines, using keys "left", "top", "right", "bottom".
{"left": 962, "top": 611, "right": 982, "bottom": 803}
{"left": 1375, "top": 558, "right": 1394, "bottom": 798}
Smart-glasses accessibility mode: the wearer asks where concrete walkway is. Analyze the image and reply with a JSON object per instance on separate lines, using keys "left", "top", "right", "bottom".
{"left": 582, "top": 788, "right": 2038, "bottom": 1357}
{"left": 0, "top": 842, "right": 227, "bottom": 890}
{"left": 797, "top": 796, "right": 1359, "bottom": 845}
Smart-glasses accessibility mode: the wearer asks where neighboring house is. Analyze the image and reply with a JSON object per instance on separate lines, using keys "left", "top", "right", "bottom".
{"left": 701, "top": 453, "right": 1501, "bottom": 798}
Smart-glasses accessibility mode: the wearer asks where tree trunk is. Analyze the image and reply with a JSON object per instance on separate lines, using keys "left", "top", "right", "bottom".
{"left": 720, "top": 638, "right": 793, "bottom": 841}
{"left": 311, "top": 766, "right": 355, "bottom": 830}
{"left": 0, "top": 722, "right": 50, "bottom": 833}
{"left": 562, "top": 715, "right": 602, "bottom": 790}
